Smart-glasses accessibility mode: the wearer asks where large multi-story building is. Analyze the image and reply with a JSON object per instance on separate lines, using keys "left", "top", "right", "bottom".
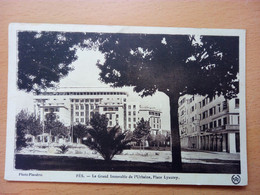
{"left": 34, "top": 87, "right": 163, "bottom": 135}
{"left": 178, "top": 94, "right": 240, "bottom": 153}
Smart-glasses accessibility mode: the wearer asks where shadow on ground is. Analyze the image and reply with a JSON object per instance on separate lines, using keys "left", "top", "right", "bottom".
{"left": 15, "top": 154, "right": 240, "bottom": 174}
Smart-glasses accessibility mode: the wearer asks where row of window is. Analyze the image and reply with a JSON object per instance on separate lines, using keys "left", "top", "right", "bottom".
{"left": 44, "top": 108, "right": 59, "bottom": 112}
{"left": 149, "top": 111, "right": 160, "bottom": 116}
{"left": 71, "top": 98, "right": 100, "bottom": 103}
{"left": 200, "top": 117, "right": 228, "bottom": 131}
{"left": 73, "top": 104, "right": 97, "bottom": 110}
{"left": 128, "top": 105, "right": 136, "bottom": 110}
{"left": 42, "top": 91, "right": 127, "bottom": 96}
{"left": 128, "top": 117, "right": 136, "bottom": 122}
{"left": 103, "top": 107, "right": 119, "bottom": 111}
{"left": 200, "top": 101, "right": 227, "bottom": 119}
{"left": 128, "top": 111, "right": 136, "bottom": 116}
{"left": 106, "top": 113, "right": 119, "bottom": 120}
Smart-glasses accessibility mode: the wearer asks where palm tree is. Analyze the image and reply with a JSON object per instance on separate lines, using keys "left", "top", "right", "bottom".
{"left": 83, "top": 113, "right": 131, "bottom": 161}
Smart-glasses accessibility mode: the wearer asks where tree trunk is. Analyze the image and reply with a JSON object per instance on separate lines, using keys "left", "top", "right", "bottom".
{"left": 169, "top": 95, "right": 182, "bottom": 172}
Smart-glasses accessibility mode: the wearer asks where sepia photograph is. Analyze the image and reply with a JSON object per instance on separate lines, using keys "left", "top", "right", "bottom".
{"left": 5, "top": 23, "right": 247, "bottom": 185}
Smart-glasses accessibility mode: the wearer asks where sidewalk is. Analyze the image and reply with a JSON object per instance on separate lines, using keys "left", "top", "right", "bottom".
{"left": 181, "top": 150, "right": 240, "bottom": 164}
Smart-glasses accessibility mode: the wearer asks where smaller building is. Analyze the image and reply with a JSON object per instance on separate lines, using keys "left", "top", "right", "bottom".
{"left": 178, "top": 94, "right": 240, "bottom": 153}
{"left": 138, "top": 106, "right": 162, "bottom": 135}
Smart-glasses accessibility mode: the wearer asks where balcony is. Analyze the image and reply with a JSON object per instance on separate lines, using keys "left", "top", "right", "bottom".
{"left": 203, "top": 124, "right": 239, "bottom": 133}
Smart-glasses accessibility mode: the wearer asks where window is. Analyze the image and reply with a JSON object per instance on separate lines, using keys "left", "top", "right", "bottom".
{"left": 81, "top": 112, "right": 84, "bottom": 116}
{"left": 209, "top": 108, "right": 213, "bottom": 116}
{"left": 223, "top": 117, "right": 227, "bottom": 125}
{"left": 76, "top": 105, "right": 79, "bottom": 110}
{"left": 133, "top": 111, "right": 136, "bottom": 116}
{"left": 218, "top": 119, "right": 221, "bottom": 127}
{"left": 76, "top": 118, "right": 79, "bottom": 122}
{"left": 90, "top": 99, "right": 94, "bottom": 102}
{"left": 128, "top": 105, "right": 131, "bottom": 109}
{"left": 76, "top": 112, "right": 79, "bottom": 116}
{"left": 115, "top": 107, "right": 118, "bottom": 111}
{"left": 128, "top": 111, "right": 131, "bottom": 116}
{"left": 103, "top": 107, "right": 107, "bottom": 111}
{"left": 44, "top": 108, "right": 48, "bottom": 112}
{"left": 81, "top": 118, "right": 84, "bottom": 123}
{"left": 223, "top": 101, "right": 227, "bottom": 110}
{"left": 134, "top": 124, "right": 136, "bottom": 128}
{"left": 116, "top": 114, "right": 119, "bottom": 118}
{"left": 91, "top": 104, "right": 94, "bottom": 109}
{"left": 128, "top": 124, "right": 131, "bottom": 129}
{"left": 133, "top": 105, "right": 136, "bottom": 109}
{"left": 133, "top": 118, "right": 136, "bottom": 122}
{"left": 214, "top": 121, "right": 217, "bottom": 128}
{"left": 75, "top": 99, "right": 79, "bottom": 102}
{"left": 109, "top": 114, "right": 112, "bottom": 120}
{"left": 235, "top": 98, "right": 239, "bottom": 108}
{"left": 210, "top": 122, "right": 213, "bottom": 128}
{"left": 55, "top": 108, "right": 59, "bottom": 112}
{"left": 109, "top": 121, "right": 112, "bottom": 126}
{"left": 80, "top": 104, "right": 84, "bottom": 109}
{"left": 128, "top": 118, "right": 131, "bottom": 122}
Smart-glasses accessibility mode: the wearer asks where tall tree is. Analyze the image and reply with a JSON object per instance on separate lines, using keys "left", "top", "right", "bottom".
{"left": 18, "top": 31, "right": 98, "bottom": 93}
{"left": 16, "top": 110, "right": 30, "bottom": 150}
{"left": 133, "top": 118, "right": 151, "bottom": 148}
{"left": 16, "top": 110, "right": 43, "bottom": 149}
{"left": 97, "top": 33, "right": 239, "bottom": 171}
{"left": 45, "top": 112, "right": 68, "bottom": 138}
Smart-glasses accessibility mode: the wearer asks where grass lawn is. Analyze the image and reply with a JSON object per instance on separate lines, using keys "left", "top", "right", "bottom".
{"left": 15, "top": 154, "right": 240, "bottom": 173}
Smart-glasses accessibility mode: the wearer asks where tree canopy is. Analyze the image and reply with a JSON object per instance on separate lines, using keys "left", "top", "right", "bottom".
{"left": 133, "top": 118, "right": 151, "bottom": 146}
{"left": 18, "top": 31, "right": 98, "bottom": 93}
{"left": 73, "top": 123, "right": 88, "bottom": 142}
{"left": 97, "top": 34, "right": 239, "bottom": 100}
{"left": 44, "top": 112, "right": 68, "bottom": 137}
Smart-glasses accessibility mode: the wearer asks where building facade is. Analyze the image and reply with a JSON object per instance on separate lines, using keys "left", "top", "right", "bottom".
{"left": 178, "top": 94, "right": 240, "bottom": 153}
{"left": 138, "top": 106, "right": 162, "bottom": 135}
{"left": 33, "top": 87, "right": 164, "bottom": 134}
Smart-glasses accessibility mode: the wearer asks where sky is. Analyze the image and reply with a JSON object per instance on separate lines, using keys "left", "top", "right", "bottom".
{"left": 15, "top": 48, "right": 171, "bottom": 130}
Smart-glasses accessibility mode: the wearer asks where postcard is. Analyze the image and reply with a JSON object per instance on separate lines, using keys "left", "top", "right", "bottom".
{"left": 5, "top": 23, "right": 247, "bottom": 185}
